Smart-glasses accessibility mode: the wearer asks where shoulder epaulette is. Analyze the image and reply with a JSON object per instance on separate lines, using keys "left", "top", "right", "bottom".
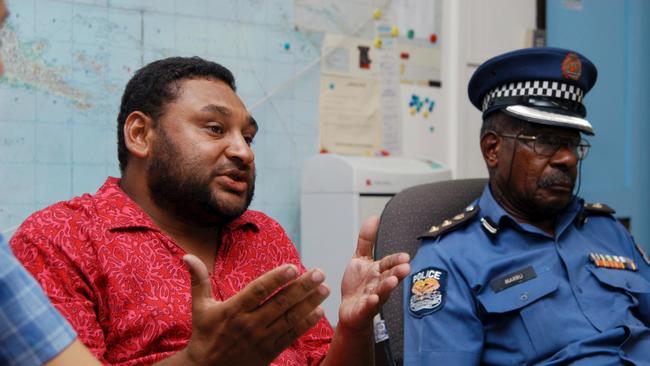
{"left": 575, "top": 202, "right": 616, "bottom": 228}
{"left": 583, "top": 202, "right": 616, "bottom": 215}
{"left": 418, "top": 204, "right": 480, "bottom": 240}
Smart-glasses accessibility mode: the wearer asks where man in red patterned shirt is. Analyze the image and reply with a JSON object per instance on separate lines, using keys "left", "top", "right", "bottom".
{"left": 11, "top": 56, "right": 410, "bottom": 366}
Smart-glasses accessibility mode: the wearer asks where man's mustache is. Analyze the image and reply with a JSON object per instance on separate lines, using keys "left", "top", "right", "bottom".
{"left": 538, "top": 171, "right": 574, "bottom": 188}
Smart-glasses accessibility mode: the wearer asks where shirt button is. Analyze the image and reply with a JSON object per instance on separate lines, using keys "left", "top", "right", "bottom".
{"left": 520, "top": 292, "right": 529, "bottom": 301}
{"left": 625, "top": 281, "right": 631, "bottom": 289}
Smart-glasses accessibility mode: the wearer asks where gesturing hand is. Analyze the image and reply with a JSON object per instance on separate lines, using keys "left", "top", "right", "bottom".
{"left": 175, "top": 255, "right": 330, "bottom": 366}
{"left": 337, "top": 216, "right": 410, "bottom": 333}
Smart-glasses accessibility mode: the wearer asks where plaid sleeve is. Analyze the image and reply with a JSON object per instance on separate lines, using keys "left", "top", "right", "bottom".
{"left": 0, "top": 235, "right": 77, "bottom": 366}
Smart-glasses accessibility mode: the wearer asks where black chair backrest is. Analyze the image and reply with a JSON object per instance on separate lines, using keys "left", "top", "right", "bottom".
{"left": 373, "top": 178, "right": 487, "bottom": 366}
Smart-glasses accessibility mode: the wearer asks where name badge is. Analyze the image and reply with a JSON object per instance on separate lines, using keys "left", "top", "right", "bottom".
{"left": 490, "top": 266, "right": 537, "bottom": 293}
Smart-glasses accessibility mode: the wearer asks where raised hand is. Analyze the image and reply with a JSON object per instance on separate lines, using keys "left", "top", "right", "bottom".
{"left": 318, "top": 216, "right": 411, "bottom": 366}
{"left": 337, "top": 216, "right": 410, "bottom": 332}
{"left": 159, "top": 254, "right": 330, "bottom": 366}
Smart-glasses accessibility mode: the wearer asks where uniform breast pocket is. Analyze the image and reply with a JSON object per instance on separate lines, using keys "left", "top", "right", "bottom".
{"left": 477, "top": 270, "right": 560, "bottom": 360}
{"left": 587, "top": 266, "right": 650, "bottom": 295}
{"left": 587, "top": 266, "right": 650, "bottom": 326}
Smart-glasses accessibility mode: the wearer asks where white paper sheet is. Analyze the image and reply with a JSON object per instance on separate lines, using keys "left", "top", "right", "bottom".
{"left": 319, "top": 75, "right": 382, "bottom": 155}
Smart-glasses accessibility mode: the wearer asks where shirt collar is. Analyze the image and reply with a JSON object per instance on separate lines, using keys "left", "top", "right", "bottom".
{"left": 225, "top": 211, "right": 260, "bottom": 233}
{"left": 478, "top": 184, "right": 583, "bottom": 239}
{"left": 97, "top": 177, "right": 259, "bottom": 233}
{"left": 477, "top": 185, "right": 510, "bottom": 226}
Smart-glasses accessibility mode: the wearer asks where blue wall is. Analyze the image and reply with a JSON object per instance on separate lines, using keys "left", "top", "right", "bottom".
{"left": 547, "top": 0, "right": 650, "bottom": 248}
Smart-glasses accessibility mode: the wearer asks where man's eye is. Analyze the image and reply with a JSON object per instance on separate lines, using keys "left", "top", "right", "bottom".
{"left": 539, "top": 136, "right": 578, "bottom": 148}
{"left": 244, "top": 136, "right": 255, "bottom": 145}
{"left": 536, "top": 135, "right": 560, "bottom": 146}
{"left": 208, "top": 125, "right": 224, "bottom": 135}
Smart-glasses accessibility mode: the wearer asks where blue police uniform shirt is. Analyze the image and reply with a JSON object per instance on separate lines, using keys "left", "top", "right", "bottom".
{"left": 0, "top": 233, "right": 77, "bottom": 365}
{"left": 404, "top": 186, "right": 650, "bottom": 365}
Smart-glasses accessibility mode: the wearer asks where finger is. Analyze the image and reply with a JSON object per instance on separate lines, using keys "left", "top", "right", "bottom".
{"left": 266, "top": 283, "right": 329, "bottom": 335}
{"left": 353, "top": 277, "right": 398, "bottom": 320}
{"left": 255, "top": 269, "right": 326, "bottom": 325}
{"left": 378, "top": 252, "right": 410, "bottom": 273}
{"left": 374, "top": 275, "right": 400, "bottom": 304}
{"left": 373, "top": 263, "right": 411, "bottom": 305}
{"left": 361, "top": 263, "right": 411, "bottom": 317}
{"left": 230, "top": 264, "right": 299, "bottom": 311}
{"left": 388, "top": 262, "right": 411, "bottom": 282}
{"left": 373, "top": 262, "right": 410, "bottom": 297}
{"left": 183, "top": 254, "right": 214, "bottom": 307}
{"left": 271, "top": 306, "right": 326, "bottom": 351}
{"left": 355, "top": 216, "right": 379, "bottom": 258}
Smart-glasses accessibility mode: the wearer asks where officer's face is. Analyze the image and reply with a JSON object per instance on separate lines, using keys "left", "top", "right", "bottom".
{"left": 487, "top": 119, "right": 580, "bottom": 219}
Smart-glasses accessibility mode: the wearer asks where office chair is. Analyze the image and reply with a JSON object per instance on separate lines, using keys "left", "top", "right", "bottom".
{"left": 373, "top": 178, "right": 487, "bottom": 366}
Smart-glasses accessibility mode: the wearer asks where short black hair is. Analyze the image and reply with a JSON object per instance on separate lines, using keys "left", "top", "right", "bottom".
{"left": 117, "top": 56, "right": 236, "bottom": 173}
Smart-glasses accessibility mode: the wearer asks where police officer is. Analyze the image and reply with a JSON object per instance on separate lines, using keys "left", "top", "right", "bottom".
{"left": 403, "top": 47, "right": 650, "bottom": 365}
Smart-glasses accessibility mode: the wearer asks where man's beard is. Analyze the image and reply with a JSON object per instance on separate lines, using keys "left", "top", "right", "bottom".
{"left": 146, "top": 130, "right": 255, "bottom": 227}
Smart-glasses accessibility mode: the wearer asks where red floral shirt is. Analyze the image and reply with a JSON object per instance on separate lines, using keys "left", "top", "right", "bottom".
{"left": 11, "top": 177, "right": 333, "bottom": 365}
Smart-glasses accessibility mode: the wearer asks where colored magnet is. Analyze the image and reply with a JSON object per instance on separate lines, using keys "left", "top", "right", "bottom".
{"left": 423, "top": 111, "right": 429, "bottom": 118}
{"left": 358, "top": 45, "right": 371, "bottom": 69}
{"left": 409, "top": 107, "right": 416, "bottom": 115}
{"left": 407, "top": 29, "right": 415, "bottom": 39}
{"left": 400, "top": 52, "right": 410, "bottom": 59}
{"left": 284, "top": 42, "right": 291, "bottom": 51}
{"left": 373, "top": 37, "right": 382, "bottom": 48}
{"left": 429, "top": 33, "right": 437, "bottom": 43}
{"left": 329, "top": 82, "right": 335, "bottom": 89}
{"left": 390, "top": 26, "right": 399, "bottom": 37}
{"left": 373, "top": 8, "right": 382, "bottom": 19}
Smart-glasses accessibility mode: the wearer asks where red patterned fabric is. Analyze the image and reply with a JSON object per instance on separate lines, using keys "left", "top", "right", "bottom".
{"left": 10, "top": 177, "right": 333, "bottom": 366}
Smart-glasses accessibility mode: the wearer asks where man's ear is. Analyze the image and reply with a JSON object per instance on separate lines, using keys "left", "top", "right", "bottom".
{"left": 123, "top": 111, "right": 155, "bottom": 161}
{"left": 480, "top": 132, "right": 501, "bottom": 169}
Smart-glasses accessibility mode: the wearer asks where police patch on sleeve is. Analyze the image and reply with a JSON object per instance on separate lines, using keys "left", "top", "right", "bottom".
{"left": 409, "top": 267, "right": 447, "bottom": 317}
